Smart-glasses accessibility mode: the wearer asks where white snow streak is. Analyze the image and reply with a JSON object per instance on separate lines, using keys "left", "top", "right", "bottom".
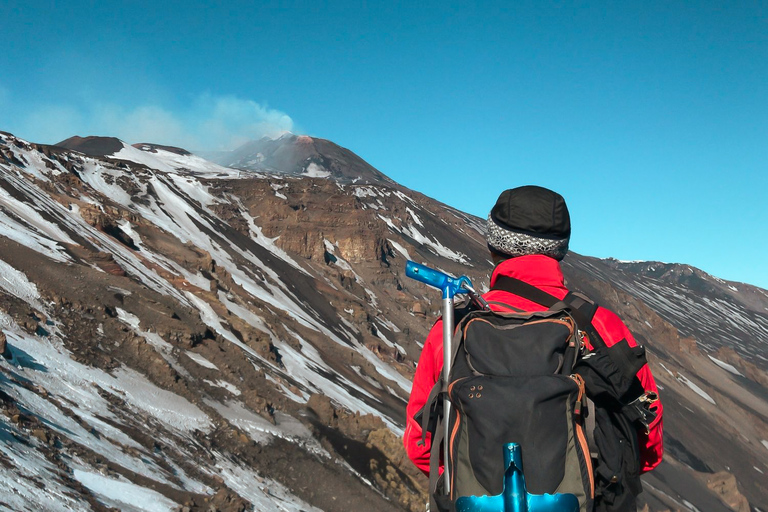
{"left": 387, "top": 238, "right": 411, "bottom": 260}
{"left": 0, "top": 259, "right": 45, "bottom": 311}
{"left": 0, "top": 186, "right": 75, "bottom": 262}
{"left": 676, "top": 373, "right": 716, "bottom": 405}
{"left": 186, "top": 351, "right": 219, "bottom": 370}
{"left": 708, "top": 356, "right": 744, "bottom": 376}
{"left": 74, "top": 470, "right": 180, "bottom": 512}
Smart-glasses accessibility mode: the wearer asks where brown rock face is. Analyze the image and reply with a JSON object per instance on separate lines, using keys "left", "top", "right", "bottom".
{"left": 714, "top": 347, "right": 768, "bottom": 388}
{"left": 679, "top": 336, "right": 700, "bottom": 354}
{"left": 307, "top": 393, "right": 337, "bottom": 426}
{"left": 706, "top": 472, "right": 750, "bottom": 512}
{"left": 307, "top": 394, "right": 427, "bottom": 512}
{"left": 0, "top": 331, "right": 7, "bottom": 358}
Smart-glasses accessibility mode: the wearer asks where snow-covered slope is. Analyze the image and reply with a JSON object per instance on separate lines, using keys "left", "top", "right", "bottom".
{"left": 1, "top": 130, "right": 767, "bottom": 511}
{"left": 566, "top": 257, "right": 768, "bottom": 369}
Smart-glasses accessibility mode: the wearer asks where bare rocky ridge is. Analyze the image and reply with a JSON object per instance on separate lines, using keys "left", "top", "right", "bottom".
{"left": 55, "top": 135, "right": 125, "bottom": 157}
{"left": 0, "top": 130, "right": 766, "bottom": 511}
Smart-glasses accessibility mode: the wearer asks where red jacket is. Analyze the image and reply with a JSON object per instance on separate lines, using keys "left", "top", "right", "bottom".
{"left": 404, "top": 255, "right": 664, "bottom": 475}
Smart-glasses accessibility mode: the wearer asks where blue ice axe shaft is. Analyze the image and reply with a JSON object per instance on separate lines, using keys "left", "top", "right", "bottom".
{"left": 455, "top": 443, "right": 579, "bottom": 512}
{"left": 406, "top": 260, "right": 473, "bottom": 495}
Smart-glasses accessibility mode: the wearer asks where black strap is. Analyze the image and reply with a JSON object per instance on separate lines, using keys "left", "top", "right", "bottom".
{"left": 429, "top": 413, "right": 447, "bottom": 512}
{"left": 492, "top": 275, "right": 560, "bottom": 308}
{"left": 565, "top": 292, "right": 607, "bottom": 350}
{"left": 491, "top": 275, "right": 607, "bottom": 349}
{"left": 418, "top": 383, "right": 444, "bottom": 446}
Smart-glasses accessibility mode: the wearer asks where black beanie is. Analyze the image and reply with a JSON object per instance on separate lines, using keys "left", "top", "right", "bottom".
{"left": 486, "top": 186, "right": 571, "bottom": 260}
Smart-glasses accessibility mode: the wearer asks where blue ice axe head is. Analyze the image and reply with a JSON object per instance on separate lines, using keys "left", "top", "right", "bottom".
{"left": 405, "top": 260, "right": 472, "bottom": 299}
{"left": 455, "top": 443, "right": 579, "bottom": 512}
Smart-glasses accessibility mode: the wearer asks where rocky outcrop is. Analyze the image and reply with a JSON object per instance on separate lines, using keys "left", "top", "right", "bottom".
{"left": 713, "top": 347, "right": 768, "bottom": 387}
{"left": 307, "top": 394, "right": 427, "bottom": 512}
{"left": 705, "top": 472, "right": 750, "bottom": 512}
{"left": 0, "top": 331, "right": 7, "bottom": 358}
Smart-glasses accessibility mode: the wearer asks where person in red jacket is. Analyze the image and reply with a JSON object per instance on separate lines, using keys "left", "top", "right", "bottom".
{"left": 404, "top": 185, "right": 663, "bottom": 479}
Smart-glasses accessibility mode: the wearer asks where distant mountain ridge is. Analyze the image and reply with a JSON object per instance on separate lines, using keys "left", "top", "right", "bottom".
{"left": 0, "top": 129, "right": 766, "bottom": 511}
{"left": 569, "top": 257, "right": 768, "bottom": 370}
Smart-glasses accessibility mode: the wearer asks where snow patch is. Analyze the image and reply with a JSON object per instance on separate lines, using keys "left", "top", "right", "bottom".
{"left": 111, "top": 144, "right": 176, "bottom": 172}
{"left": 406, "top": 207, "right": 423, "bottom": 226}
{"left": 113, "top": 366, "right": 213, "bottom": 431}
{"left": 166, "top": 173, "right": 219, "bottom": 209}
{"left": 0, "top": 185, "right": 75, "bottom": 262}
{"left": 708, "top": 355, "right": 744, "bottom": 376}
{"left": 143, "top": 147, "right": 245, "bottom": 178}
{"left": 0, "top": 312, "right": 211, "bottom": 491}
{"left": 353, "top": 186, "right": 378, "bottom": 198}
{"left": 304, "top": 162, "right": 331, "bottom": 178}
{"left": 241, "top": 206, "right": 307, "bottom": 274}
{"left": 676, "top": 373, "right": 716, "bottom": 405}
{"left": 116, "top": 308, "right": 189, "bottom": 377}
{"left": 75, "top": 469, "right": 180, "bottom": 511}
{"left": 682, "top": 500, "right": 702, "bottom": 512}
{"left": 186, "top": 351, "right": 219, "bottom": 370}
{"left": 393, "top": 190, "right": 417, "bottom": 205}
{"left": 0, "top": 259, "right": 45, "bottom": 311}
{"left": 271, "top": 183, "right": 288, "bottom": 199}
{"left": 378, "top": 213, "right": 467, "bottom": 263}
{"left": 0, "top": 418, "right": 88, "bottom": 511}
{"left": 659, "top": 363, "right": 675, "bottom": 377}
{"left": 401, "top": 223, "right": 468, "bottom": 263}
{"left": 323, "top": 239, "right": 353, "bottom": 272}
{"left": 216, "top": 460, "right": 324, "bottom": 512}
{"left": 377, "top": 215, "right": 398, "bottom": 231}
{"left": 204, "top": 379, "right": 242, "bottom": 395}
{"left": 388, "top": 238, "right": 411, "bottom": 260}
{"left": 374, "top": 324, "right": 406, "bottom": 355}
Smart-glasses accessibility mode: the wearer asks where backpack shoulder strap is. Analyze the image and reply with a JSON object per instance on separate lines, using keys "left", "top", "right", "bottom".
{"left": 491, "top": 275, "right": 559, "bottom": 308}
{"left": 491, "top": 275, "right": 608, "bottom": 349}
{"left": 562, "top": 291, "right": 607, "bottom": 350}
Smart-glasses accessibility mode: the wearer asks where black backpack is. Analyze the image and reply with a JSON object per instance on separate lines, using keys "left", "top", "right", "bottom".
{"left": 417, "top": 277, "right": 657, "bottom": 512}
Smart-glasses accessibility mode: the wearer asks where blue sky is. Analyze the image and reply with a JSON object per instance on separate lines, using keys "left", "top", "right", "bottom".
{"left": 2, "top": 2, "right": 767, "bottom": 289}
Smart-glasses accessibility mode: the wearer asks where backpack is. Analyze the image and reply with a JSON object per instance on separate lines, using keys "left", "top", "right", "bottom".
{"left": 417, "top": 277, "right": 657, "bottom": 512}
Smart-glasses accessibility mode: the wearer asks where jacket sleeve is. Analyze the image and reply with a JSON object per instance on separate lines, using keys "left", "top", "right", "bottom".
{"left": 593, "top": 307, "right": 664, "bottom": 473}
{"left": 403, "top": 318, "right": 444, "bottom": 475}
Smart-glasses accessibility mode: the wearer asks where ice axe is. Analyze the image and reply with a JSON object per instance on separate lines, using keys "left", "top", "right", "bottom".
{"left": 405, "top": 260, "right": 480, "bottom": 495}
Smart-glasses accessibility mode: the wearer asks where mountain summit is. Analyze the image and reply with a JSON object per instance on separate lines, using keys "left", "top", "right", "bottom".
{"left": 211, "top": 133, "right": 396, "bottom": 185}
{"left": 55, "top": 135, "right": 124, "bottom": 156}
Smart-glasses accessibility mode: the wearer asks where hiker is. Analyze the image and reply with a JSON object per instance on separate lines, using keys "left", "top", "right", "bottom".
{"left": 403, "top": 185, "right": 663, "bottom": 511}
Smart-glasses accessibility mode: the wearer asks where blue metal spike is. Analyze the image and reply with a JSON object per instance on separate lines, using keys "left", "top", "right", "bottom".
{"left": 455, "top": 443, "right": 579, "bottom": 512}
